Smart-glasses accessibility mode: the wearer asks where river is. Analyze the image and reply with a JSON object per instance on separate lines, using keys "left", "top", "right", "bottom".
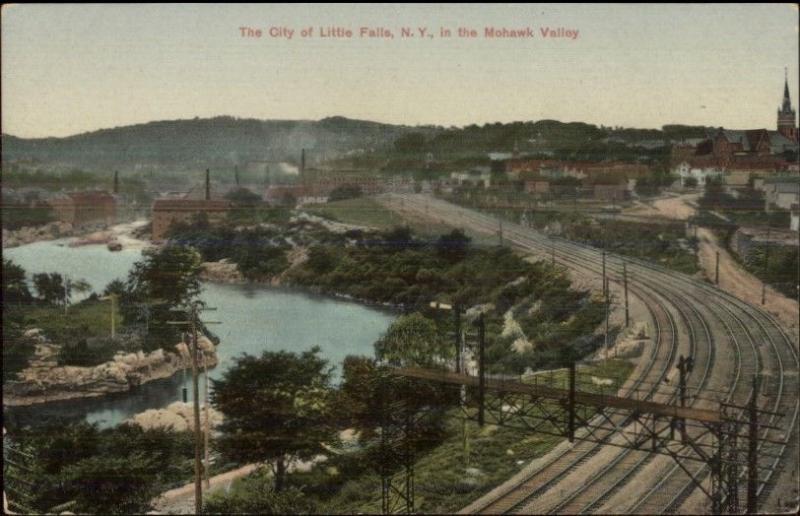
{"left": 3, "top": 236, "right": 396, "bottom": 428}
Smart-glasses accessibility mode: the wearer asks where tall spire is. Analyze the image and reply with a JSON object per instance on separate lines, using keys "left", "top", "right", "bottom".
{"left": 781, "top": 67, "right": 792, "bottom": 112}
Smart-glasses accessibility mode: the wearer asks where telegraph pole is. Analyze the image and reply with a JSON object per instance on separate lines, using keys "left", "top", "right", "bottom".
{"left": 168, "top": 302, "right": 220, "bottom": 514}
{"left": 63, "top": 275, "right": 70, "bottom": 315}
{"left": 604, "top": 288, "right": 610, "bottom": 360}
{"left": 602, "top": 251, "right": 607, "bottom": 297}
{"left": 203, "top": 354, "right": 211, "bottom": 489}
{"left": 477, "top": 313, "right": 486, "bottom": 426}
{"left": 747, "top": 375, "right": 759, "bottom": 514}
{"left": 189, "top": 307, "right": 203, "bottom": 514}
{"left": 623, "top": 262, "right": 629, "bottom": 328}
{"left": 454, "top": 304, "right": 462, "bottom": 374}
{"left": 762, "top": 227, "right": 770, "bottom": 305}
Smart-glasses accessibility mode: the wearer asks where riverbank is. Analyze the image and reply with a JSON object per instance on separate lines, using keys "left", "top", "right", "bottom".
{"left": 2, "top": 221, "right": 76, "bottom": 248}
{"left": 2, "top": 218, "right": 151, "bottom": 250}
{"left": 4, "top": 334, "right": 219, "bottom": 407}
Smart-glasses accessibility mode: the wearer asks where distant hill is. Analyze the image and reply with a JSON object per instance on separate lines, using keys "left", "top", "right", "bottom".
{"left": 1, "top": 116, "right": 712, "bottom": 172}
{"left": 1, "top": 116, "right": 429, "bottom": 172}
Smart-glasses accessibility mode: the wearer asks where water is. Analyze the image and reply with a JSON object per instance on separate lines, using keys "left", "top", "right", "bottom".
{"left": 4, "top": 238, "right": 395, "bottom": 428}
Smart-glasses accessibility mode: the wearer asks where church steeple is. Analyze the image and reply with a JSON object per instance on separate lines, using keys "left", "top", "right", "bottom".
{"left": 781, "top": 68, "right": 793, "bottom": 113}
{"left": 777, "top": 68, "right": 797, "bottom": 141}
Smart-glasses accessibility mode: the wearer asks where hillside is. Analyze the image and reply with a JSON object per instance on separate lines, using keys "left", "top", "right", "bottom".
{"left": 1, "top": 116, "right": 427, "bottom": 171}
{"left": 2, "top": 117, "right": 711, "bottom": 173}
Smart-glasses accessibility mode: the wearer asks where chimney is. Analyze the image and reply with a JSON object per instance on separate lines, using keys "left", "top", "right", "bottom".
{"left": 205, "top": 169, "right": 210, "bottom": 201}
{"left": 113, "top": 170, "right": 119, "bottom": 194}
{"left": 301, "top": 149, "right": 306, "bottom": 180}
{"left": 234, "top": 165, "right": 240, "bottom": 186}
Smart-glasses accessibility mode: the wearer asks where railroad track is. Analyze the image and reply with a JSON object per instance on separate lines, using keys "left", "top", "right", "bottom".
{"left": 383, "top": 194, "right": 798, "bottom": 514}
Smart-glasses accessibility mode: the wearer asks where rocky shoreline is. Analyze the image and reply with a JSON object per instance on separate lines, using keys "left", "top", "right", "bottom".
{"left": 2, "top": 221, "right": 77, "bottom": 248}
{"left": 4, "top": 333, "right": 219, "bottom": 407}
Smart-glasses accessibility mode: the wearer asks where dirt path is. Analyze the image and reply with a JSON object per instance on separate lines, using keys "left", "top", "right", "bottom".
{"left": 150, "top": 463, "right": 260, "bottom": 514}
{"left": 623, "top": 193, "right": 698, "bottom": 221}
{"left": 696, "top": 227, "right": 799, "bottom": 338}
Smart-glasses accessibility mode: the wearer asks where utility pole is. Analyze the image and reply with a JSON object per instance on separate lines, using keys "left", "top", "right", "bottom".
{"left": 203, "top": 354, "right": 211, "bottom": 490}
{"left": 168, "top": 303, "right": 220, "bottom": 514}
{"left": 715, "top": 251, "right": 720, "bottom": 285}
{"left": 677, "top": 355, "right": 693, "bottom": 442}
{"left": 747, "top": 375, "right": 759, "bottom": 514}
{"left": 604, "top": 288, "right": 610, "bottom": 361}
{"left": 189, "top": 308, "right": 203, "bottom": 514}
{"left": 477, "top": 313, "right": 486, "bottom": 427}
{"left": 63, "top": 275, "right": 70, "bottom": 315}
{"left": 498, "top": 219, "right": 504, "bottom": 246}
{"left": 602, "top": 251, "right": 607, "bottom": 298}
{"left": 623, "top": 262, "right": 629, "bottom": 328}
{"left": 100, "top": 294, "right": 117, "bottom": 338}
{"left": 454, "top": 304, "right": 462, "bottom": 374}
{"left": 762, "top": 227, "right": 770, "bottom": 305}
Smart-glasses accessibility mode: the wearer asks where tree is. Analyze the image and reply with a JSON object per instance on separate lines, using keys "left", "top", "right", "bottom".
{"left": 61, "top": 454, "right": 159, "bottom": 514}
{"left": 436, "top": 229, "right": 471, "bottom": 263}
{"left": 33, "top": 272, "right": 69, "bottom": 306}
{"left": 307, "top": 245, "right": 338, "bottom": 274}
{"left": 328, "top": 184, "right": 363, "bottom": 202}
{"left": 225, "top": 187, "right": 262, "bottom": 206}
{"left": 123, "top": 245, "right": 203, "bottom": 350}
{"left": 394, "top": 132, "right": 426, "bottom": 153}
{"left": 126, "top": 245, "right": 202, "bottom": 308}
{"left": 374, "top": 313, "right": 453, "bottom": 368}
{"left": 2, "top": 259, "right": 32, "bottom": 306}
{"left": 202, "top": 469, "right": 316, "bottom": 514}
{"left": 211, "top": 347, "right": 336, "bottom": 492}
{"left": 683, "top": 176, "right": 698, "bottom": 188}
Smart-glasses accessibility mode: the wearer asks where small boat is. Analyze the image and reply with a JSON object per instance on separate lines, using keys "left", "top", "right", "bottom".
{"left": 107, "top": 240, "right": 123, "bottom": 252}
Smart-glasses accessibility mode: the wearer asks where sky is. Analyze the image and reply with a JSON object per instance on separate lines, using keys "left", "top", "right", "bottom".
{"left": 2, "top": 3, "right": 799, "bottom": 138}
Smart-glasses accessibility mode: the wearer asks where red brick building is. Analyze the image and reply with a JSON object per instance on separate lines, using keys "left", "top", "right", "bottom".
{"left": 47, "top": 191, "right": 117, "bottom": 227}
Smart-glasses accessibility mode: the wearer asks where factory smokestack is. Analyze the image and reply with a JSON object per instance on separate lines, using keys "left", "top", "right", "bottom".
{"left": 113, "top": 170, "right": 119, "bottom": 194}
{"left": 234, "top": 165, "right": 240, "bottom": 186}
{"left": 301, "top": 149, "right": 306, "bottom": 180}
{"left": 205, "top": 169, "right": 210, "bottom": 200}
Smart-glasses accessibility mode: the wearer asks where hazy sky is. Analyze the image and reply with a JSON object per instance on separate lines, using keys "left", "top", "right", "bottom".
{"left": 2, "top": 3, "right": 798, "bottom": 138}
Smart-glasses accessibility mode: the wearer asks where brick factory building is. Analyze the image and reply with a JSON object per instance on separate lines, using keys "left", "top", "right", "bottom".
{"left": 47, "top": 191, "right": 117, "bottom": 227}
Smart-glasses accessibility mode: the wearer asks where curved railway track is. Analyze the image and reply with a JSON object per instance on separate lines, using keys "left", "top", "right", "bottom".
{"left": 385, "top": 194, "right": 798, "bottom": 514}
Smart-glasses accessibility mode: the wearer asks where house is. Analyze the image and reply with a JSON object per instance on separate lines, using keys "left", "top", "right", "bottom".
{"left": 151, "top": 199, "right": 231, "bottom": 240}
{"left": 592, "top": 182, "right": 628, "bottom": 202}
{"left": 451, "top": 169, "right": 491, "bottom": 188}
{"left": 523, "top": 178, "right": 550, "bottom": 195}
{"left": 672, "top": 160, "right": 724, "bottom": 187}
{"left": 762, "top": 176, "right": 800, "bottom": 212}
{"left": 791, "top": 205, "right": 799, "bottom": 232}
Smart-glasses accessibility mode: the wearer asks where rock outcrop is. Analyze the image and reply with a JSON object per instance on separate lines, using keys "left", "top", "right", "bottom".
{"left": 2, "top": 221, "right": 75, "bottom": 248}
{"left": 4, "top": 335, "right": 218, "bottom": 407}
{"left": 200, "top": 260, "right": 244, "bottom": 283}
{"left": 128, "top": 401, "right": 224, "bottom": 432}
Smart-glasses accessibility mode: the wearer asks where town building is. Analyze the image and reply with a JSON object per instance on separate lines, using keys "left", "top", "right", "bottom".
{"left": 47, "top": 191, "right": 117, "bottom": 227}
{"left": 450, "top": 168, "right": 492, "bottom": 188}
{"left": 592, "top": 182, "right": 629, "bottom": 202}
{"left": 523, "top": 178, "right": 551, "bottom": 195}
{"left": 761, "top": 176, "right": 800, "bottom": 212}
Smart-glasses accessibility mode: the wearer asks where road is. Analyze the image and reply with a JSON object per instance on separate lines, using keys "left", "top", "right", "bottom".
{"left": 381, "top": 194, "right": 799, "bottom": 515}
